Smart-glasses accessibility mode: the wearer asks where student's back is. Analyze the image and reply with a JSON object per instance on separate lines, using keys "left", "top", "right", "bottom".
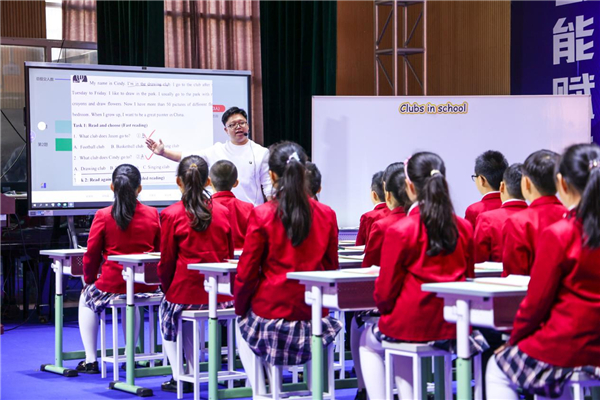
{"left": 512, "top": 216, "right": 600, "bottom": 366}
{"left": 474, "top": 163, "right": 528, "bottom": 263}
{"left": 209, "top": 160, "right": 254, "bottom": 249}
{"left": 502, "top": 150, "right": 566, "bottom": 276}
{"left": 362, "top": 166, "right": 409, "bottom": 268}
{"left": 236, "top": 197, "right": 338, "bottom": 321}
{"left": 376, "top": 205, "right": 473, "bottom": 341}
{"left": 212, "top": 191, "right": 253, "bottom": 249}
{"left": 160, "top": 200, "right": 232, "bottom": 304}
{"left": 84, "top": 192, "right": 160, "bottom": 293}
{"left": 356, "top": 171, "right": 388, "bottom": 245}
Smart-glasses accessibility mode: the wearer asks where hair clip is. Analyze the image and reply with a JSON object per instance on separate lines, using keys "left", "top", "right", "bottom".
{"left": 287, "top": 152, "right": 300, "bottom": 164}
{"left": 190, "top": 163, "right": 198, "bottom": 169}
{"left": 430, "top": 169, "right": 441, "bottom": 177}
{"left": 404, "top": 156, "right": 412, "bottom": 184}
{"left": 590, "top": 159, "right": 600, "bottom": 171}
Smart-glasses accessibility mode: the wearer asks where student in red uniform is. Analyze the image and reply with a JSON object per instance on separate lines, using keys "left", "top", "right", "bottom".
{"left": 77, "top": 164, "right": 160, "bottom": 374}
{"left": 465, "top": 150, "right": 508, "bottom": 228}
{"left": 355, "top": 171, "right": 389, "bottom": 245}
{"left": 474, "top": 163, "right": 528, "bottom": 263}
{"left": 486, "top": 143, "right": 600, "bottom": 400}
{"left": 351, "top": 164, "right": 410, "bottom": 400}
{"left": 305, "top": 161, "right": 322, "bottom": 200}
{"left": 359, "top": 152, "right": 474, "bottom": 399}
{"left": 209, "top": 160, "right": 254, "bottom": 250}
{"left": 158, "top": 155, "right": 233, "bottom": 392}
{"left": 234, "top": 141, "right": 341, "bottom": 393}
{"left": 502, "top": 150, "right": 566, "bottom": 276}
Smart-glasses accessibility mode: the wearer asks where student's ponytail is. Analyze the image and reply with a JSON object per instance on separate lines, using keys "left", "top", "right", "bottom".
{"left": 111, "top": 164, "right": 141, "bottom": 231}
{"left": 406, "top": 152, "right": 458, "bottom": 256}
{"left": 178, "top": 155, "right": 212, "bottom": 232}
{"left": 558, "top": 144, "right": 600, "bottom": 248}
{"left": 269, "top": 141, "right": 312, "bottom": 246}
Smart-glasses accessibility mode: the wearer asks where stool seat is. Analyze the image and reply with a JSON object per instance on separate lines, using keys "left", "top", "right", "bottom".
{"left": 381, "top": 341, "right": 449, "bottom": 354}
{"left": 181, "top": 308, "right": 237, "bottom": 319}
{"left": 108, "top": 295, "right": 163, "bottom": 307}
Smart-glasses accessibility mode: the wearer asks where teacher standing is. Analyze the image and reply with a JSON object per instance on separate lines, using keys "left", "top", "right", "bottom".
{"left": 145, "top": 107, "right": 272, "bottom": 206}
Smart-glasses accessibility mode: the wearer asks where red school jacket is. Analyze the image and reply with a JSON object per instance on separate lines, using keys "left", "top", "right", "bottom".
{"left": 473, "top": 200, "right": 528, "bottom": 263}
{"left": 464, "top": 191, "right": 502, "bottom": 229}
{"left": 211, "top": 191, "right": 254, "bottom": 250}
{"left": 83, "top": 202, "right": 160, "bottom": 294}
{"left": 502, "top": 196, "right": 566, "bottom": 276}
{"left": 374, "top": 206, "right": 474, "bottom": 341}
{"left": 234, "top": 197, "right": 339, "bottom": 321}
{"left": 355, "top": 203, "right": 390, "bottom": 246}
{"left": 510, "top": 214, "right": 600, "bottom": 367}
{"left": 158, "top": 200, "right": 234, "bottom": 305}
{"left": 362, "top": 207, "right": 407, "bottom": 268}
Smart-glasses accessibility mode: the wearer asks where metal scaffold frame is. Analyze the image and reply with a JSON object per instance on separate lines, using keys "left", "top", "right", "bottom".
{"left": 374, "top": 0, "right": 427, "bottom": 95}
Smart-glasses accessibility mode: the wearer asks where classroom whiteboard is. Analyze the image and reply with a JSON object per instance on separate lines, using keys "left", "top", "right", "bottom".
{"left": 312, "top": 96, "right": 591, "bottom": 228}
{"left": 25, "top": 62, "right": 250, "bottom": 216}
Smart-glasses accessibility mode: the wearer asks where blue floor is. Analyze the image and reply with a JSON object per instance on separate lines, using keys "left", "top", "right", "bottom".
{"left": 1, "top": 317, "right": 358, "bottom": 400}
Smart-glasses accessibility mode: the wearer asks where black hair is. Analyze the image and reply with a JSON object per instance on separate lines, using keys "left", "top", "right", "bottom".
{"left": 269, "top": 141, "right": 312, "bottom": 247}
{"left": 305, "top": 162, "right": 322, "bottom": 199}
{"left": 178, "top": 155, "right": 212, "bottom": 232}
{"left": 558, "top": 143, "right": 600, "bottom": 248}
{"left": 382, "top": 162, "right": 404, "bottom": 186}
{"left": 502, "top": 163, "right": 525, "bottom": 200}
{"left": 371, "top": 171, "right": 385, "bottom": 202}
{"left": 385, "top": 167, "right": 411, "bottom": 211}
{"left": 406, "top": 152, "right": 458, "bottom": 256}
{"left": 221, "top": 107, "right": 248, "bottom": 126}
{"left": 522, "top": 149, "right": 561, "bottom": 196}
{"left": 474, "top": 150, "right": 509, "bottom": 191}
{"left": 111, "top": 164, "right": 141, "bottom": 231}
{"left": 209, "top": 160, "right": 238, "bottom": 192}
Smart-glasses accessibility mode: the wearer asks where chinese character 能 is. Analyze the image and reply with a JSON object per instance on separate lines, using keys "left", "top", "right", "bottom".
{"left": 553, "top": 15, "right": 594, "bottom": 65}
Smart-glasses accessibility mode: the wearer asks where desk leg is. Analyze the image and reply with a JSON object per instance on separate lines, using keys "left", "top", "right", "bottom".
{"left": 41, "top": 259, "right": 77, "bottom": 377}
{"left": 311, "top": 285, "right": 324, "bottom": 400}
{"left": 207, "top": 275, "right": 219, "bottom": 400}
{"left": 456, "top": 299, "right": 472, "bottom": 400}
{"left": 109, "top": 264, "right": 152, "bottom": 397}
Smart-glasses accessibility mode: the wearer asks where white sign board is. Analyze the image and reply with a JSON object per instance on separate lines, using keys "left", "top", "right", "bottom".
{"left": 312, "top": 95, "right": 591, "bottom": 228}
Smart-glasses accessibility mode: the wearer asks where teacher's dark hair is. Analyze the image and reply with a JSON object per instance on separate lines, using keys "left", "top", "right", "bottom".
{"left": 269, "top": 141, "right": 312, "bottom": 246}
{"left": 221, "top": 107, "right": 248, "bottom": 126}
{"left": 406, "top": 152, "right": 458, "bottom": 256}
{"left": 178, "top": 155, "right": 212, "bottom": 232}
{"left": 111, "top": 164, "right": 141, "bottom": 231}
{"left": 558, "top": 143, "right": 600, "bottom": 248}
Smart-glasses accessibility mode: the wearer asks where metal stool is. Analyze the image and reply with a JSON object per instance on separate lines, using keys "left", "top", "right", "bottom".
{"left": 99, "top": 294, "right": 165, "bottom": 380}
{"left": 175, "top": 308, "right": 246, "bottom": 400}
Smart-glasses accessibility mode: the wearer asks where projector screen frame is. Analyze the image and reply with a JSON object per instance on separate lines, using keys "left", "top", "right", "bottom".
{"left": 25, "top": 62, "right": 252, "bottom": 217}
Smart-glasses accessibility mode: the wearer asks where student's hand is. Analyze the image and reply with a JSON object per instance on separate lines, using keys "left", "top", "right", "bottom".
{"left": 146, "top": 138, "right": 165, "bottom": 156}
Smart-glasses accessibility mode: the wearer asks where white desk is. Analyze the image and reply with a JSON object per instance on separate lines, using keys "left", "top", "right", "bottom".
{"left": 422, "top": 280, "right": 527, "bottom": 400}
{"left": 107, "top": 254, "right": 161, "bottom": 396}
{"left": 39, "top": 249, "right": 86, "bottom": 377}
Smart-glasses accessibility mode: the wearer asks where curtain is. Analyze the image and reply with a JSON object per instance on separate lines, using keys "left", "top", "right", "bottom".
{"left": 96, "top": 0, "right": 165, "bottom": 67}
{"left": 164, "top": 0, "right": 264, "bottom": 144}
{"left": 259, "top": 1, "right": 337, "bottom": 155}
{"left": 62, "top": 0, "right": 97, "bottom": 42}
